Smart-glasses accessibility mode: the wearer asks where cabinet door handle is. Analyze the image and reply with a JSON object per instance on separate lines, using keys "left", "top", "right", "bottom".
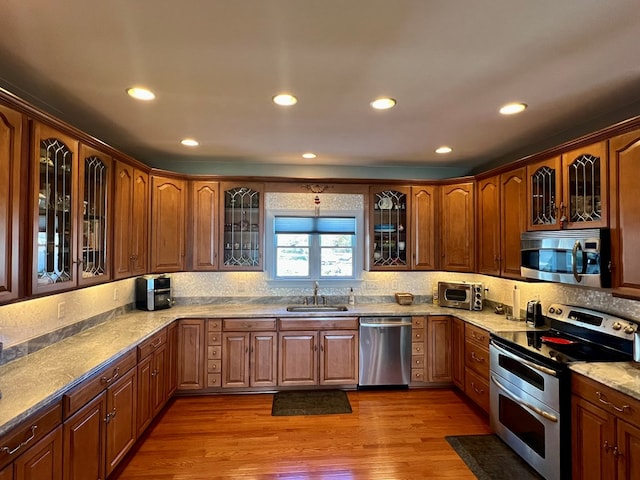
{"left": 101, "top": 367, "right": 120, "bottom": 385}
{"left": 1, "top": 426, "right": 37, "bottom": 455}
{"left": 596, "top": 391, "right": 630, "bottom": 413}
{"left": 470, "top": 352, "right": 485, "bottom": 363}
{"left": 470, "top": 381, "right": 485, "bottom": 395}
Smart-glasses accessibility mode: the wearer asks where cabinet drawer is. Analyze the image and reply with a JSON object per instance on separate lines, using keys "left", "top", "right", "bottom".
{"left": 465, "top": 367, "right": 489, "bottom": 413}
{"left": 208, "top": 332, "right": 222, "bottom": 345}
{"left": 572, "top": 373, "right": 640, "bottom": 426}
{"left": 207, "top": 345, "right": 221, "bottom": 360}
{"left": 412, "top": 342, "right": 425, "bottom": 356}
{"left": 208, "top": 319, "right": 222, "bottom": 332}
{"left": 223, "top": 318, "right": 276, "bottom": 331}
{"left": 465, "top": 324, "right": 490, "bottom": 348}
{"left": 411, "top": 369, "right": 425, "bottom": 383}
{"left": 0, "top": 401, "right": 62, "bottom": 470}
{"left": 278, "top": 317, "right": 358, "bottom": 331}
{"left": 207, "top": 359, "right": 221, "bottom": 373}
{"left": 412, "top": 329, "right": 425, "bottom": 342}
{"left": 137, "top": 328, "right": 167, "bottom": 360}
{"left": 412, "top": 316, "right": 425, "bottom": 328}
{"left": 207, "top": 373, "right": 221, "bottom": 388}
{"left": 464, "top": 339, "right": 489, "bottom": 378}
{"left": 63, "top": 349, "right": 137, "bottom": 417}
{"left": 412, "top": 355, "right": 425, "bottom": 369}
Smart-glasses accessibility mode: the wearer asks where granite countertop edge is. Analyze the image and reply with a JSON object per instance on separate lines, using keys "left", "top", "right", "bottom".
{"left": 2, "top": 302, "right": 637, "bottom": 437}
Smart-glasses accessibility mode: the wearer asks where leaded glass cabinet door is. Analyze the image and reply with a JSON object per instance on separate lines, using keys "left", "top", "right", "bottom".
{"left": 562, "top": 141, "right": 608, "bottom": 229}
{"left": 369, "top": 186, "right": 410, "bottom": 270}
{"left": 219, "top": 183, "right": 264, "bottom": 271}
{"left": 32, "top": 123, "right": 79, "bottom": 294}
{"left": 527, "top": 156, "right": 562, "bottom": 230}
{"left": 78, "top": 144, "right": 111, "bottom": 286}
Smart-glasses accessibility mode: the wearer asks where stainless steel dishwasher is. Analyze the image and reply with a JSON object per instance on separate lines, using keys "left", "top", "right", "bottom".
{"left": 358, "top": 316, "right": 412, "bottom": 386}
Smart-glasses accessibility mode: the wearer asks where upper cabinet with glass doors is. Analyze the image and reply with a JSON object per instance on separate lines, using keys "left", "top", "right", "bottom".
{"left": 527, "top": 141, "right": 608, "bottom": 230}
{"left": 219, "top": 183, "right": 264, "bottom": 271}
{"left": 369, "top": 186, "right": 410, "bottom": 270}
{"left": 31, "top": 123, "right": 80, "bottom": 294}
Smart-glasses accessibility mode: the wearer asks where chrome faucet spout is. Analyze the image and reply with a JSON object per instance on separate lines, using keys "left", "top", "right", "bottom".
{"left": 313, "top": 282, "right": 319, "bottom": 305}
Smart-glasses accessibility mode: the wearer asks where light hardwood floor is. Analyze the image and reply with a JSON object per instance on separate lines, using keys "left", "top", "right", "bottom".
{"left": 112, "top": 389, "right": 491, "bottom": 479}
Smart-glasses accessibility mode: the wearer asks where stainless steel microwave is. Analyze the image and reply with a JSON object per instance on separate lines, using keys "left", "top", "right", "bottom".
{"left": 520, "top": 228, "right": 610, "bottom": 288}
{"left": 438, "top": 281, "right": 483, "bottom": 311}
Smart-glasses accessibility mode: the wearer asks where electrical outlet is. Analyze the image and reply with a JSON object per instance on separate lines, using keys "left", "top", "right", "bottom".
{"left": 57, "top": 302, "right": 66, "bottom": 319}
{"left": 113, "top": 288, "right": 119, "bottom": 301}
{"left": 365, "top": 281, "right": 379, "bottom": 290}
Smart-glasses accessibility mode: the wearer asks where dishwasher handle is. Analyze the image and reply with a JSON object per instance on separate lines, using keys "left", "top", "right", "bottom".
{"left": 359, "top": 321, "right": 413, "bottom": 327}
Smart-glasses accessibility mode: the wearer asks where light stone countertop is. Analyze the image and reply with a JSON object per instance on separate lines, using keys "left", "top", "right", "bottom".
{"left": 570, "top": 362, "right": 640, "bottom": 402}
{"left": 0, "top": 302, "right": 575, "bottom": 437}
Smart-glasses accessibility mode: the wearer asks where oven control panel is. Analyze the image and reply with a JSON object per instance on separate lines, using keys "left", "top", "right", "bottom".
{"left": 547, "top": 303, "right": 638, "bottom": 340}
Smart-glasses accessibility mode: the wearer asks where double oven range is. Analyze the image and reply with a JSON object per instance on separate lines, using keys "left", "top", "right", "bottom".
{"left": 490, "top": 303, "right": 637, "bottom": 479}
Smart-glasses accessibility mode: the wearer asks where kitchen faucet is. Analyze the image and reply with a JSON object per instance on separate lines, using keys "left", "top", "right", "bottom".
{"left": 313, "top": 281, "right": 319, "bottom": 305}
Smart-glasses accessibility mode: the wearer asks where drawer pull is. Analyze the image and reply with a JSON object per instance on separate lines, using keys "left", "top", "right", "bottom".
{"left": 470, "top": 352, "right": 485, "bottom": 363}
{"left": 1, "top": 425, "right": 37, "bottom": 455}
{"left": 472, "top": 332, "right": 485, "bottom": 342}
{"left": 151, "top": 338, "right": 162, "bottom": 348}
{"left": 470, "top": 381, "right": 485, "bottom": 395}
{"left": 101, "top": 367, "right": 120, "bottom": 385}
{"left": 596, "top": 391, "right": 630, "bottom": 413}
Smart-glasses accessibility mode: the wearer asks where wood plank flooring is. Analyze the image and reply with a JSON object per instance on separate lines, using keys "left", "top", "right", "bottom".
{"left": 112, "top": 388, "right": 491, "bottom": 479}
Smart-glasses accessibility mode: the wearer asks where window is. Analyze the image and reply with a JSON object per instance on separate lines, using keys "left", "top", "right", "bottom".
{"left": 270, "top": 214, "right": 360, "bottom": 281}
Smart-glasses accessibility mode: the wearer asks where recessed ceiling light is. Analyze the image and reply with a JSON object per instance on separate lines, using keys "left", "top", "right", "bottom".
{"left": 272, "top": 93, "right": 298, "bottom": 106}
{"left": 302, "top": 152, "right": 316, "bottom": 159}
{"left": 181, "top": 138, "right": 199, "bottom": 147}
{"left": 435, "top": 146, "right": 453, "bottom": 154}
{"left": 126, "top": 87, "right": 155, "bottom": 101}
{"left": 499, "top": 102, "right": 527, "bottom": 115}
{"left": 370, "top": 98, "right": 397, "bottom": 110}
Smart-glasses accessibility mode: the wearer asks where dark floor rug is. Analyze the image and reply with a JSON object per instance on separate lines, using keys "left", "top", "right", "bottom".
{"left": 446, "top": 434, "right": 544, "bottom": 480}
{"left": 271, "top": 390, "right": 352, "bottom": 416}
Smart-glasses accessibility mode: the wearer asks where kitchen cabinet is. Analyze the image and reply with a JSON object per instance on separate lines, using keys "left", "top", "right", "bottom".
{"left": 221, "top": 318, "right": 277, "bottom": 388}
{"left": 206, "top": 319, "right": 222, "bottom": 388}
{"left": 278, "top": 318, "right": 359, "bottom": 387}
{"left": 166, "top": 322, "right": 178, "bottom": 397}
{"left": 411, "top": 185, "right": 438, "bottom": 270}
{"left": 410, "top": 316, "right": 426, "bottom": 384}
{"left": 190, "top": 180, "right": 219, "bottom": 270}
{"left": 463, "top": 323, "right": 490, "bottom": 413}
{"left": 427, "top": 315, "right": 452, "bottom": 383}
{"left": 77, "top": 144, "right": 112, "bottom": 286}
{"left": 440, "top": 182, "right": 475, "bottom": 272}
{"left": 177, "top": 319, "right": 206, "bottom": 391}
{"left": 30, "top": 122, "right": 79, "bottom": 295}
{"left": 0, "top": 104, "right": 24, "bottom": 303}
{"left": 219, "top": 182, "right": 263, "bottom": 271}
{"left": 369, "top": 186, "right": 410, "bottom": 270}
{"left": 527, "top": 142, "right": 608, "bottom": 231}
{"left": 572, "top": 373, "right": 640, "bottom": 479}
{"left": 477, "top": 168, "right": 526, "bottom": 278}
{"left": 451, "top": 317, "right": 465, "bottom": 390}
{"left": 150, "top": 175, "right": 186, "bottom": 272}
{"left": 0, "top": 403, "right": 62, "bottom": 479}
{"left": 136, "top": 328, "right": 169, "bottom": 436}
{"left": 113, "top": 160, "right": 148, "bottom": 279}
{"left": 609, "top": 129, "right": 640, "bottom": 299}
{"left": 62, "top": 350, "right": 137, "bottom": 479}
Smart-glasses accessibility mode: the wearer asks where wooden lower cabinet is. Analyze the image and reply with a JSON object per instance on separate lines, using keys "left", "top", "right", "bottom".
{"left": 427, "top": 316, "right": 452, "bottom": 383}
{"left": 14, "top": 426, "right": 62, "bottom": 480}
{"left": 221, "top": 332, "right": 277, "bottom": 388}
{"left": 207, "top": 319, "right": 222, "bottom": 388}
{"left": 410, "top": 317, "right": 426, "bottom": 384}
{"left": 278, "top": 332, "right": 318, "bottom": 386}
{"left": 572, "top": 373, "right": 640, "bottom": 479}
{"left": 63, "top": 367, "right": 137, "bottom": 479}
{"left": 451, "top": 317, "right": 465, "bottom": 390}
{"left": 136, "top": 328, "right": 169, "bottom": 436}
{"left": 319, "top": 330, "right": 359, "bottom": 385}
{"left": 463, "top": 323, "right": 490, "bottom": 413}
{"left": 176, "top": 319, "right": 206, "bottom": 390}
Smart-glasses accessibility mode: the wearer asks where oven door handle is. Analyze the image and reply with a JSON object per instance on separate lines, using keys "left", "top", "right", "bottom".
{"left": 491, "top": 342, "right": 558, "bottom": 377}
{"left": 490, "top": 375, "right": 559, "bottom": 423}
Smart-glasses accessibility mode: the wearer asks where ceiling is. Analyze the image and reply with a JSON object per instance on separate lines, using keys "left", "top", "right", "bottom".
{"left": 1, "top": 0, "right": 640, "bottom": 178}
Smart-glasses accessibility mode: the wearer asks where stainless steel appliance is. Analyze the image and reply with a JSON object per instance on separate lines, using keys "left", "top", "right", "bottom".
{"left": 437, "top": 281, "right": 483, "bottom": 311}
{"left": 135, "top": 275, "right": 173, "bottom": 311}
{"left": 520, "top": 228, "right": 611, "bottom": 287}
{"left": 490, "top": 304, "right": 637, "bottom": 479}
{"left": 359, "top": 317, "right": 412, "bottom": 386}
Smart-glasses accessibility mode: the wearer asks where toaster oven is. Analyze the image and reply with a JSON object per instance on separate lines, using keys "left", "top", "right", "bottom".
{"left": 438, "top": 281, "right": 483, "bottom": 311}
{"left": 135, "top": 275, "right": 173, "bottom": 311}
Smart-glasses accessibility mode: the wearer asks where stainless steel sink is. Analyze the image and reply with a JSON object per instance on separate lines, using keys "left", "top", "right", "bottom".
{"left": 286, "top": 305, "right": 349, "bottom": 312}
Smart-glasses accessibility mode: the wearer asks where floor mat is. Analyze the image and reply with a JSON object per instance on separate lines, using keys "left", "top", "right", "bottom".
{"left": 271, "top": 390, "right": 352, "bottom": 416}
{"left": 445, "top": 434, "right": 544, "bottom": 480}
